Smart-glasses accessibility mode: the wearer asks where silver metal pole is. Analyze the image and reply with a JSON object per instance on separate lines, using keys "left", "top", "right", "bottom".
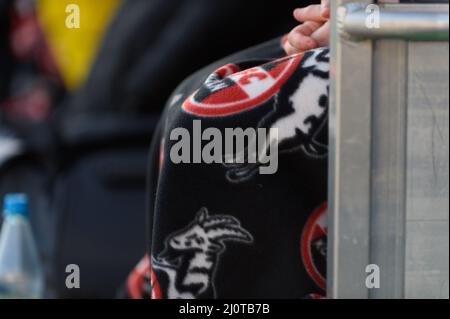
{"left": 338, "top": 3, "right": 449, "bottom": 41}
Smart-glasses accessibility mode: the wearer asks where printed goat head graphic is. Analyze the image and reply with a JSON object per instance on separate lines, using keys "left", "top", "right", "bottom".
{"left": 167, "top": 208, "right": 252, "bottom": 255}
{"left": 152, "top": 207, "right": 253, "bottom": 298}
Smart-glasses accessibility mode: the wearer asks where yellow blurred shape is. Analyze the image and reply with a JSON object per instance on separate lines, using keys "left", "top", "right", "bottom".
{"left": 37, "top": 0, "right": 122, "bottom": 90}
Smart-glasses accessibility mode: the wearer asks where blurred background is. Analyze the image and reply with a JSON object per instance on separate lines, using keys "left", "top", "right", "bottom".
{"left": 0, "top": 0, "right": 319, "bottom": 298}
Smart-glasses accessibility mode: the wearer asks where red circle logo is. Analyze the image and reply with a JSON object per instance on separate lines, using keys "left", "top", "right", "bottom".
{"left": 182, "top": 53, "right": 305, "bottom": 117}
{"left": 301, "top": 202, "right": 327, "bottom": 290}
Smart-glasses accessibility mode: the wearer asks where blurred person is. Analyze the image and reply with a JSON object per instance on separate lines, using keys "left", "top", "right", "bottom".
{"left": 0, "top": 0, "right": 64, "bottom": 126}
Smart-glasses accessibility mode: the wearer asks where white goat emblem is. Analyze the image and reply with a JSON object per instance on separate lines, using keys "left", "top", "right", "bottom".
{"left": 152, "top": 207, "right": 253, "bottom": 299}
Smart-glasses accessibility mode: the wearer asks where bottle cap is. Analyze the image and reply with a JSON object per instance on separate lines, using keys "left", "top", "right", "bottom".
{"left": 3, "top": 193, "right": 29, "bottom": 218}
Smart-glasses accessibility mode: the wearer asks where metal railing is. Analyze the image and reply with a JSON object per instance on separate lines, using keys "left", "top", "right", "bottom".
{"left": 337, "top": 3, "right": 449, "bottom": 41}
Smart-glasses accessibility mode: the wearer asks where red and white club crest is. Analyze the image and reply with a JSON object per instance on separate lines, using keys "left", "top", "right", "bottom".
{"left": 301, "top": 202, "right": 327, "bottom": 290}
{"left": 182, "top": 53, "right": 305, "bottom": 117}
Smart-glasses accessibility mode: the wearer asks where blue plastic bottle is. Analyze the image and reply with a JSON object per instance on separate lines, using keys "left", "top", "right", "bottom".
{"left": 0, "top": 194, "right": 44, "bottom": 299}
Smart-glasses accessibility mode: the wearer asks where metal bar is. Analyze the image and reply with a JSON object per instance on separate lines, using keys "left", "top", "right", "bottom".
{"left": 338, "top": 3, "right": 449, "bottom": 41}
{"left": 369, "top": 40, "right": 407, "bottom": 299}
{"left": 327, "top": 0, "right": 373, "bottom": 299}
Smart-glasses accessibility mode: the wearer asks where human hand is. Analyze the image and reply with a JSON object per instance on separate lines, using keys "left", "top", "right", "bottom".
{"left": 284, "top": 0, "right": 330, "bottom": 55}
